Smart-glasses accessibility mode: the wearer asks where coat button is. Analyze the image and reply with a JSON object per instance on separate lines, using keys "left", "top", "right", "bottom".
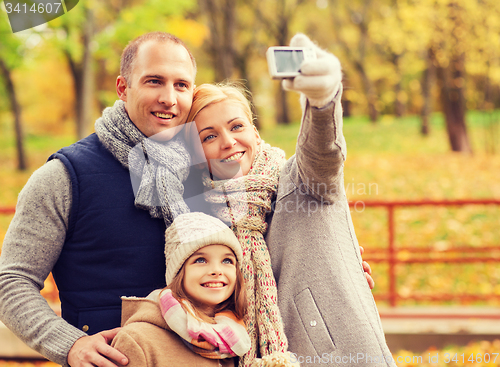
{"left": 82, "top": 325, "right": 89, "bottom": 332}
{"left": 310, "top": 320, "right": 317, "bottom": 327}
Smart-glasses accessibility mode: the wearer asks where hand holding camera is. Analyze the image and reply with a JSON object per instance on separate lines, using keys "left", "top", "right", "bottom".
{"left": 267, "top": 34, "right": 342, "bottom": 108}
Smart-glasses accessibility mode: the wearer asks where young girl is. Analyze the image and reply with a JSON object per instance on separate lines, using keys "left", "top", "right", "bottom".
{"left": 186, "top": 34, "right": 395, "bottom": 367}
{"left": 112, "top": 212, "right": 250, "bottom": 367}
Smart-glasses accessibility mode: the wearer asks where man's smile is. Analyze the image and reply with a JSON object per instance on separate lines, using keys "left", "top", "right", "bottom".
{"left": 152, "top": 112, "right": 174, "bottom": 119}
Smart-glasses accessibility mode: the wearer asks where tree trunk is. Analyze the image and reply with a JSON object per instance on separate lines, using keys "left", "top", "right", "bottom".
{"left": 420, "top": 48, "right": 435, "bottom": 136}
{"left": 202, "top": 0, "right": 236, "bottom": 81}
{"left": 249, "top": 0, "right": 305, "bottom": 124}
{"left": 331, "top": 0, "right": 378, "bottom": 123}
{"left": 65, "top": 8, "right": 94, "bottom": 140}
{"left": 436, "top": 51, "right": 472, "bottom": 153}
{"left": 433, "top": 1, "right": 472, "bottom": 153}
{"left": 235, "top": 50, "right": 261, "bottom": 130}
{"left": 0, "top": 58, "right": 27, "bottom": 170}
{"left": 275, "top": 12, "right": 291, "bottom": 124}
{"left": 95, "top": 59, "right": 109, "bottom": 113}
{"left": 275, "top": 87, "right": 290, "bottom": 124}
{"left": 342, "top": 96, "right": 352, "bottom": 118}
{"left": 78, "top": 9, "right": 94, "bottom": 139}
{"left": 392, "top": 54, "right": 405, "bottom": 117}
{"left": 354, "top": 60, "right": 378, "bottom": 122}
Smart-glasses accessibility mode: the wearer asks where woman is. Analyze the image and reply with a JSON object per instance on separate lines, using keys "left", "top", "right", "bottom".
{"left": 187, "top": 34, "right": 395, "bottom": 367}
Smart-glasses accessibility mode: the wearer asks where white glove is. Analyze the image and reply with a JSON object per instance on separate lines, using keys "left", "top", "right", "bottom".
{"left": 282, "top": 33, "right": 342, "bottom": 108}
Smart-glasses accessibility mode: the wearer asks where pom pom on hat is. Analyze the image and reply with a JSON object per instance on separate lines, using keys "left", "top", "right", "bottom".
{"left": 251, "top": 351, "right": 301, "bottom": 366}
{"left": 165, "top": 212, "right": 243, "bottom": 285}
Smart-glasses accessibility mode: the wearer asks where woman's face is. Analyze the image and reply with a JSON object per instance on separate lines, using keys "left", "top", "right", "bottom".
{"left": 195, "top": 100, "right": 260, "bottom": 179}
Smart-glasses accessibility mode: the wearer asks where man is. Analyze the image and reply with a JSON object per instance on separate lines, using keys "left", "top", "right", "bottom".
{"left": 0, "top": 32, "right": 196, "bottom": 367}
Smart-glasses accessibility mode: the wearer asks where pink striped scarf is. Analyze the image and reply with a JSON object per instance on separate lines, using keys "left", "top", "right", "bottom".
{"left": 159, "top": 289, "right": 251, "bottom": 359}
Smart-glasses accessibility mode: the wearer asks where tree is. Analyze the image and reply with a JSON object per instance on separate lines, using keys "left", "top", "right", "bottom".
{"left": 248, "top": 0, "right": 307, "bottom": 124}
{"left": 368, "top": 0, "right": 435, "bottom": 126}
{"left": 434, "top": 46, "right": 472, "bottom": 152}
{"left": 43, "top": 2, "right": 96, "bottom": 139}
{"left": 198, "top": 0, "right": 236, "bottom": 81}
{"left": 327, "top": 0, "right": 380, "bottom": 122}
{"left": 193, "top": 0, "right": 269, "bottom": 127}
{"left": 428, "top": 0, "right": 473, "bottom": 153}
{"left": 44, "top": 0, "right": 198, "bottom": 139}
{"left": 420, "top": 48, "right": 435, "bottom": 136}
{"left": 64, "top": 6, "right": 94, "bottom": 140}
{"left": 0, "top": 16, "right": 27, "bottom": 170}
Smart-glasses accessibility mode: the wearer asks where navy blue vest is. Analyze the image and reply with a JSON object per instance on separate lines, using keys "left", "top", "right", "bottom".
{"left": 48, "top": 134, "right": 166, "bottom": 335}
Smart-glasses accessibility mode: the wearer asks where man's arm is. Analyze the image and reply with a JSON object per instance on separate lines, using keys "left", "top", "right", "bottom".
{"left": 0, "top": 159, "right": 128, "bottom": 366}
{"left": 0, "top": 159, "right": 85, "bottom": 365}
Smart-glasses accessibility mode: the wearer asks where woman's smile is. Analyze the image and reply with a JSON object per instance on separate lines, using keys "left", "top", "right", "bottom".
{"left": 220, "top": 151, "right": 245, "bottom": 163}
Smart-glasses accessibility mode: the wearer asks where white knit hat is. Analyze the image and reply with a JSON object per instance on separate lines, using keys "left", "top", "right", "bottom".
{"left": 164, "top": 212, "right": 243, "bottom": 285}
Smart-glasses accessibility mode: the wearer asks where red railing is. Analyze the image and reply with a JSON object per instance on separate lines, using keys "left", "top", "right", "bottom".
{"left": 349, "top": 199, "right": 500, "bottom": 307}
{"left": 2, "top": 200, "right": 500, "bottom": 308}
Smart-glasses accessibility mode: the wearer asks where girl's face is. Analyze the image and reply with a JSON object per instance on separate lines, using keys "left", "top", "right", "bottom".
{"left": 183, "top": 244, "right": 237, "bottom": 315}
{"left": 195, "top": 100, "right": 260, "bottom": 179}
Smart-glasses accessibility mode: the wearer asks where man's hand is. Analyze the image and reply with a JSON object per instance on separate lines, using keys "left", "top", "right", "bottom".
{"left": 360, "top": 246, "right": 375, "bottom": 290}
{"left": 282, "top": 33, "right": 342, "bottom": 108}
{"left": 68, "top": 328, "right": 128, "bottom": 367}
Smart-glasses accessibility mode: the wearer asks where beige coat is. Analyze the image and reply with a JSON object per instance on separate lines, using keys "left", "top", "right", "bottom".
{"left": 112, "top": 296, "right": 235, "bottom": 367}
{"left": 266, "top": 95, "right": 396, "bottom": 366}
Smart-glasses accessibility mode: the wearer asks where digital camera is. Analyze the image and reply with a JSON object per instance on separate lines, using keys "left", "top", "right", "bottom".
{"left": 266, "top": 46, "right": 316, "bottom": 79}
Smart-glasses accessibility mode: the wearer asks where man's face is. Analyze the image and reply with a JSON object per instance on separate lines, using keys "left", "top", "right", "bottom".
{"left": 116, "top": 40, "right": 195, "bottom": 137}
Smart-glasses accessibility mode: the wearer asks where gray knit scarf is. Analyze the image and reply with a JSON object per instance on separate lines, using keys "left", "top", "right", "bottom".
{"left": 94, "top": 100, "right": 191, "bottom": 226}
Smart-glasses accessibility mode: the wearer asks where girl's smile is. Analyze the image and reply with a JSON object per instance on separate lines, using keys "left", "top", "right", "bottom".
{"left": 202, "top": 282, "right": 226, "bottom": 288}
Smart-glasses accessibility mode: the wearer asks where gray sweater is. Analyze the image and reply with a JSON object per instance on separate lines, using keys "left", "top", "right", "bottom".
{"left": 0, "top": 159, "right": 85, "bottom": 366}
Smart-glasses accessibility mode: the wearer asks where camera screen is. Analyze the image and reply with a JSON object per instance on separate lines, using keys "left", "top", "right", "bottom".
{"left": 274, "top": 49, "right": 304, "bottom": 73}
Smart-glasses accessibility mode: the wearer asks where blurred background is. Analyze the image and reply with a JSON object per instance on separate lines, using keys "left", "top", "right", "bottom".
{"left": 1, "top": 0, "right": 500, "bottom": 365}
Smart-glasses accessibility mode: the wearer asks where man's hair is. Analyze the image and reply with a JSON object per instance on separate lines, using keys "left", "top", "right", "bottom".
{"left": 120, "top": 31, "right": 197, "bottom": 86}
{"left": 187, "top": 82, "right": 255, "bottom": 126}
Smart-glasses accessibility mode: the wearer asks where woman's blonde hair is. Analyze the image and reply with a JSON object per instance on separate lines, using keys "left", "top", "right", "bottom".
{"left": 165, "top": 252, "right": 248, "bottom": 324}
{"left": 187, "top": 82, "right": 255, "bottom": 126}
